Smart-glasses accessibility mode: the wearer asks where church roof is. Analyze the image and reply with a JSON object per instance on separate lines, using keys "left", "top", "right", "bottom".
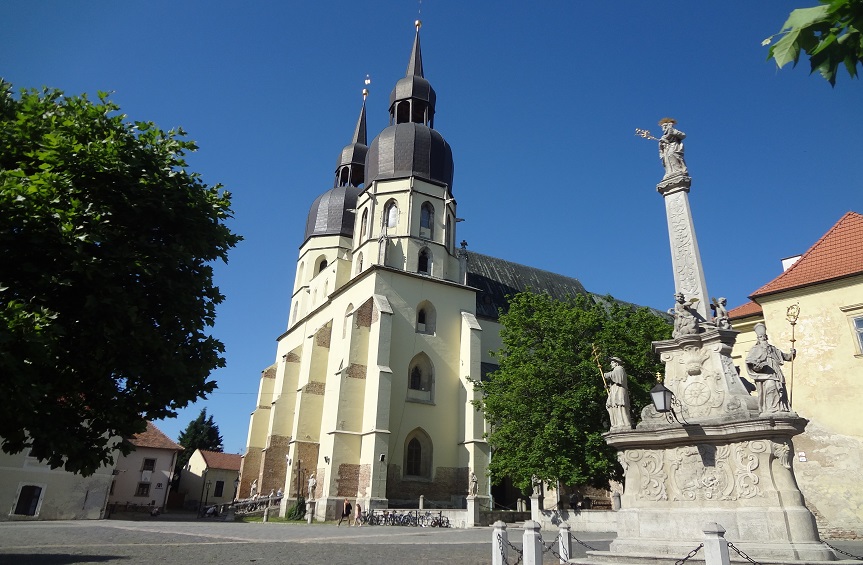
{"left": 467, "top": 252, "right": 588, "bottom": 319}
{"left": 129, "top": 422, "right": 182, "bottom": 451}
{"left": 750, "top": 211, "right": 863, "bottom": 299}
{"left": 303, "top": 184, "right": 361, "bottom": 243}
{"left": 728, "top": 300, "right": 763, "bottom": 320}
{"left": 200, "top": 449, "right": 241, "bottom": 472}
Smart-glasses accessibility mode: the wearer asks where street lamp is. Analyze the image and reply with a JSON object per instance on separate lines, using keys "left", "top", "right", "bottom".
{"left": 202, "top": 480, "right": 212, "bottom": 516}
{"left": 650, "top": 382, "right": 687, "bottom": 424}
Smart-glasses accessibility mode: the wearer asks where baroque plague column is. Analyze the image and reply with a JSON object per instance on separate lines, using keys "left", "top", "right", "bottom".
{"left": 575, "top": 121, "right": 836, "bottom": 564}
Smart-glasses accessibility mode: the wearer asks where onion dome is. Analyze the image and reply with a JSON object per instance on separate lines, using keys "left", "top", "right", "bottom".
{"left": 303, "top": 184, "right": 361, "bottom": 242}
{"left": 303, "top": 97, "right": 367, "bottom": 242}
{"left": 366, "top": 21, "right": 454, "bottom": 190}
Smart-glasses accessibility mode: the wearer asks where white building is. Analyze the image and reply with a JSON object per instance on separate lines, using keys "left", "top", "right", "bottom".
{"left": 109, "top": 422, "right": 181, "bottom": 512}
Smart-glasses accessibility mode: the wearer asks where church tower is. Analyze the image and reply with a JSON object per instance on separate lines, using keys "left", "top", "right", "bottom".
{"left": 242, "top": 21, "right": 489, "bottom": 520}
{"left": 356, "top": 20, "right": 460, "bottom": 281}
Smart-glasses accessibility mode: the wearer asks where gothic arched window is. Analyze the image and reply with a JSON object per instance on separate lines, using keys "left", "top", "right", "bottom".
{"left": 404, "top": 428, "right": 432, "bottom": 478}
{"left": 420, "top": 202, "right": 434, "bottom": 239}
{"left": 384, "top": 200, "right": 399, "bottom": 229}
{"left": 418, "top": 247, "right": 431, "bottom": 275}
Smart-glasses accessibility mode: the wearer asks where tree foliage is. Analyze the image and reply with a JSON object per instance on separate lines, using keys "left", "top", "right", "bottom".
{"left": 175, "top": 408, "right": 224, "bottom": 474}
{"left": 473, "top": 291, "right": 671, "bottom": 493}
{"left": 765, "top": 0, "right": 863, "bottom": 85}
{"left": 0, "top": 81, "right": 241, "bottom": 475}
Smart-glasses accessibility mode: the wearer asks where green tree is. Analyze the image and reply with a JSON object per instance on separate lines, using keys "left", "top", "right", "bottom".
{"left": 175, "top": 408, "right": 224, "bottom": 476}
{"left": 765, "top": 0, "right": 863, "bottom": 85}
{"left": 473, "top": 291, "right": 671, "bottom": 493}
{"left": 0, "top": 81, "right": 240, "bottom": 475}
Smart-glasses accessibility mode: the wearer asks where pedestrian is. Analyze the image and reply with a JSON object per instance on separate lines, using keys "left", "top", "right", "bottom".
{"left": 338, "top": 497, "right": 352, "bottom": 526}
{"left": 354, "top": 501, "right": 362, "bottom": 527}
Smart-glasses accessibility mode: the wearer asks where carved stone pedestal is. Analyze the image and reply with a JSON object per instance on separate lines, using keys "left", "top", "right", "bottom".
{"left": 593, "top": 417, "right": 836, "bottom": 563}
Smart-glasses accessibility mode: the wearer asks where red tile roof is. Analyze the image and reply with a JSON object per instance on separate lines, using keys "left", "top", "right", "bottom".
{"left": 200, "top": 450, "right": 242, "bottom": 471}
{"left": 751, "top": 212, "right": 863, "bottom": 299}
{"left": 129, "top": 422, "right": 182, "bottom": 451}
{"left": 728, "top": 301, "right": 763, "bottom": 320}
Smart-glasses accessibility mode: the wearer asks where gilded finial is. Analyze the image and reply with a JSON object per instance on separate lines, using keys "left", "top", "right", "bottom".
{"left": 363, "top": 74, "right": 371, "bottom": 101}
{"left": 415, "top": 19, "right": 422, "bottom": 31}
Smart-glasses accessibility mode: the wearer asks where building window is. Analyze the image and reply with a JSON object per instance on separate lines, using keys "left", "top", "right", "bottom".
{"left": 318, "top": 258, "right": 328, "bottom": 273}
{"left": 142, "top": 458, "right": 156, "bottom": 472}
{"left": 214, "top": 481, "right": 225, "bottom": 498}
{"left": 854, "top": 315, "right": 863, "bottom": 353}
{"left": 420, "top": 202, "right": 434, "bottom": 239}
{"left": 360, "top": 209, "right": 368, "bottom": 239}
{"left": 404, "top": 428, "right": 432, "bottom": 478}
{"left": 406, "top": 438, "right": 422, "bottom": 475}
{"left": 296, "top": 261, "right": 304, "bottom": 287}
{"left": 356, "top": 252, "right": 364, "bottom": 275}
{"left": 384, "top": 200, "right": 399, "bottom": 229}
{"left": 12, "top": 485, "right": 43, "bottom": 516}
{"left": 416, "top": 301, "right": 436, "bottom": 334}
{"left": 418, "top": 247, "right": 431, "bottom": 275}
{"left": 135, "top": 483, "right": 151, "bottom": 497}
{"left": 407, "top": 352, "right": 434, "bottom": 402}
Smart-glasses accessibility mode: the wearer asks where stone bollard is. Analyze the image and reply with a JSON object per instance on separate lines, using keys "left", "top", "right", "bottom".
{"left": 492, "top": 521, "right": 509, "bottom": 565}
{"left": 419, "top": 495, "right": 424, "bottom": 510}
{"left": 263, "top": 506, "right": 269, "bottom": 523}
{"left": 702, "top": 522, "right": 731, "bottom": 565}
{"left": 557, "top": 523, "right": 572, "bottom": 564}
{"left": 611, "top": 492, "right": 621, "bottom": 511}
{"left": 522, "top": 520, "right": 543, "bottom": 565}
{"left": 530, "top": 494, "right": 542, "bottom": 523}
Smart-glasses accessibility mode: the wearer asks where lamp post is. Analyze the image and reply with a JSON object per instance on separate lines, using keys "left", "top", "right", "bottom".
{"left": 203, "top": 480, "right": 212, "bottom": 515}
{"left": 197, "top": 469, "right": 208, "bottom": 517}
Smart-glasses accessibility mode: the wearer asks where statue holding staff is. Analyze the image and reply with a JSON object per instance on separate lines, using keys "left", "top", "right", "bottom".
{"left": 604, "top": 356, "right": 632, "bottom": 429}
{"left": 746, "top": 322, "right": 794, "bottom": 415}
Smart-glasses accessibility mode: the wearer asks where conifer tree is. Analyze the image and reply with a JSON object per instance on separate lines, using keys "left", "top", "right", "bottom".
{"left": 175, "top": 408, "right": 224, "bottom": 477}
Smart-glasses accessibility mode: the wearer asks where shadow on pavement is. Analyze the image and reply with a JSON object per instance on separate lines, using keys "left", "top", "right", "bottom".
{"left": 0, "top": 555, "right": 128, "bottom": 564}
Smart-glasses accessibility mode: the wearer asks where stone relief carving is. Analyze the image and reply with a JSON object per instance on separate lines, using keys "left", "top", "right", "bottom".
{"left": 626, "top": 450, "right": 668, "bottom": 501}
{"left": 667, "top": 193, "right": 700, "bottom": 298}
{"left": 668, "top": 445, "right": 734, "bottom": 501}
{"left": 623, "top": 440, "right": 784, "bottom": 503}
{"left": 679, "top": 372, "right": 724, "bottom": 418}
{"left": 734, "top": 441, "right": 765, "bottom": 499}
{"left": 771, "top": 440, "right": 791, "bottom": 470}
{"left": 680, "top": 345, "right": 709, "bottom": 376}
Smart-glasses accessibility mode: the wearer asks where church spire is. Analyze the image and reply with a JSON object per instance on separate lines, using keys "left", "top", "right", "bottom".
{"left": 406, "top": 20, "right": 424, "bottom": 78}
{"left": 334, "top": 91, "right": 369, "bottom": 188}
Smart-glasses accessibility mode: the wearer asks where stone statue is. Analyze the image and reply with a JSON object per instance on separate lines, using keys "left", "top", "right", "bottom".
{"left": 307, "top": 474, "right": 317, "bottom": 499}
{"left": 658, "top": 118, "right": 688, "bottom": 178}
{"left": 249, "top": 479, "right": 257, "bottom": 498}
{"left": 711, "top": 296, "right": 732, "bottom": 329}
{"left": 668, "top": 292, "right": 700, "bottom": 337}
{"left": 746, "top": 323, "right": 794, "bottom": 414}
{"left": 531, "top": 476, "right": 542, "bottom": 496}
{"left": 468, "top": 471, "right": 478, "bottom": 496}
{"left": 604, "top": 356, "right": 632, "bottom": 429}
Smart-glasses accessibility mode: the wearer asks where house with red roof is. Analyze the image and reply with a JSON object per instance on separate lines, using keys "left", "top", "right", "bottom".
{"left": 728, "top": 211, "right": 863, "bottom": 538}
{"left": 108, "top": 421, "right": 182, "bottom": 512}
{"left": 179, "top": 449, "right": 242, "bottom": 512}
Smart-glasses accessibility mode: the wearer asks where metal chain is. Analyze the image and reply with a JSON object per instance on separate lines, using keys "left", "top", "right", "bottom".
{"left": 537, "top": 531, "right": 567, "bottom": 561}
{"left": 496, "top": 533, "right": 523, "bottom": 565}
{"left": 727, "top": 542, "right": 761, "bottom": 565}
{"left": 572, "top": 534, "right": 598, "bottom": 551}
{"left": 823, "top": 541, "right": 863, "bottom": 561}
{"left": 674, "top": 543, "right": 703, "bottom": 565}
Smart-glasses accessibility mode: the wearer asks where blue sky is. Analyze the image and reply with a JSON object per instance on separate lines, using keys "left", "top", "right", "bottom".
{"left": 3, "top": 1, "right": 861, "bottom": 454}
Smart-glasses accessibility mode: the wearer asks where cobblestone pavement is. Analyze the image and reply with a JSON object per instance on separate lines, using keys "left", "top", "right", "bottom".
{"left": 2, "top": 519, "right": 861, "bottom": 565}
{"left": 0, "top": 519, "right": 613, "bottom": 565}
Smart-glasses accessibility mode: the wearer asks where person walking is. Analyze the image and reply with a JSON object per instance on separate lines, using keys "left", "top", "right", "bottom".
{"left": 354, "top": 501, "right": 362, "bottom": 527}
{"left": 337, "top": 498, "right": 352, "bottom": 526}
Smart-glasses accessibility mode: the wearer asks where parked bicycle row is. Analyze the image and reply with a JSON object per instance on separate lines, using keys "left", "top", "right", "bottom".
{"left": 358, "top": 509, "right": 450, "bottom": 527}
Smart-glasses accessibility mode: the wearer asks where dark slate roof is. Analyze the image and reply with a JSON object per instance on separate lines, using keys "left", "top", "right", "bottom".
{"left": 365, "top": 122, "right": 453, "bottom": 189}
{"left": 467, "top": 252, "right": 588, "bottom": 320}
{"left": 303, "top": 184, "right": 361, "bottom": 243}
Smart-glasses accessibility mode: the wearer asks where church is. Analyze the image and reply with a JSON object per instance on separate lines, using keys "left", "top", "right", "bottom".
{"left": 240, "top": 21, "right": 615, "bottom": 519}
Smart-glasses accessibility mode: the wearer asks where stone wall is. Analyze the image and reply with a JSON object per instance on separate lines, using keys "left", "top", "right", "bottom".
{"left": 259, "top": 434, "right": 290, "bottom": 496}
{"left": 292, "top": 441, "right": 320, "bottom": 498}
{"left": 794, "top": 422, "right": 863, "bottom": 539}
{"left": 386, "top": 464, "right": 468, "bottom": 506}
{"left": 336, "top": 463, "right": 360, "bottom": 497}
{"left": 239, "top": 448, "right": 261, "bottom": 499}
